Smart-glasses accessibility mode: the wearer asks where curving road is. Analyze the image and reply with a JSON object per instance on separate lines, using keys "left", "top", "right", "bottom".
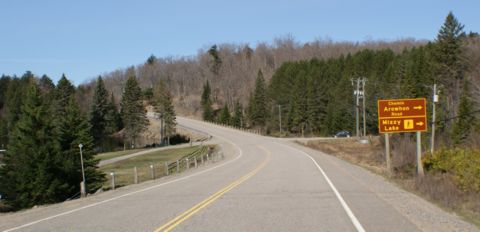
{"left": 0, "top": 117, "right": 477, "bottom": 232}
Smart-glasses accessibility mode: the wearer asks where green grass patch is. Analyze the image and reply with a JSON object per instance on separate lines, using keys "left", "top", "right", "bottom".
{"left": 99, "top": 146, "right": 210, "bottom": 188}
{"left": 96, "top": 148, "right": 149, "bottom": 161}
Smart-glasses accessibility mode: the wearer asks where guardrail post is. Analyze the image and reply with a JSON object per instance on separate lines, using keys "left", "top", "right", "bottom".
{"left": 150, "top": 164, "right": 155, "bottom": 179}
{"left": 201, "top": 155, "right": 205, "bottom": 165}
{"left": 134, "top": 166, "right": 138, "bottom": 184}
{"left": 194, "top": 156, "right": 197, "bottom": 168}
{"left": 186, "top": 158, "right": 190, "bottom": 170}
{"left": 165, "top": 162, "right": 169, "bottom": 175}
{"left": 176, "top": 160, "right": 180, "bottom": 173}
{"left": 110, "top": 172, "right": 115, "bottom": 190}
{"left": 206, "top": 153, "right": 210, "bottom": 162}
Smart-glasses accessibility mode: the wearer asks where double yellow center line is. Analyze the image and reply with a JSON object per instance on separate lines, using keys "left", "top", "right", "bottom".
{"left": 154, "top": 145, "right": 271, "bottom": 232}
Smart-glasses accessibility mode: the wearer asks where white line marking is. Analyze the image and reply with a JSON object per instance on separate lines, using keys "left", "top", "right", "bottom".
{"left": 3, "top": 130, "right": 243, "bottom": 232}
{"left": 277, "top": 142, "right": 366, "bottom": 232}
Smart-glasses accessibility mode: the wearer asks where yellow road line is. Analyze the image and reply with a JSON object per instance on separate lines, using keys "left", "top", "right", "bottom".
{"left": 154, "top": 145, "right": 271, "bottom": 232}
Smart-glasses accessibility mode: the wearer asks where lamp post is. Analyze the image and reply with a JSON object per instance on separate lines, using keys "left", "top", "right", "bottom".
{"left": 79, "top": 144, "right": 86, "bottom": 197}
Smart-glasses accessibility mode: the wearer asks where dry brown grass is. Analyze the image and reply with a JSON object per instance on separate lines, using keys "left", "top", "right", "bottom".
{"left": 302, "top": 137, "right": 480, "bottom": 226}
{"left": 303, "top": 137, "right": 385, "bottom": 174}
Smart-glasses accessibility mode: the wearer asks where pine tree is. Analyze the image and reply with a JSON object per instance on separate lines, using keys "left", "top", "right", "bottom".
{"left": 55, "top": 74, "right": 75, "bottom": 117}
{"left": 291, "top": 71, "right": 309, "bottom": 136}
{"left": 3, "top": 74, "right": 31, "bottom": 146}
{"left": 89, "top": 76, "right": 110, "bottom": 150}
{"left": 201, "top": 80, "right": 214, "bottom": 121}
{"left": 146, "top": 54, "right": 157, "bottom": 65}
{"left": 0, "top": 76, "right": 11, "bottom": 147}
{"left": 232, "top": 100, "right": 244, "bottom": 128}
{"left": 58, "top": 96, "right": 105, "bottom": 195}
{"left": 435, "top": 12, "right": 466, "bottom": 129}
{"left": 121, "top": 75, "right": 148, "bottom": 148}
{"left": 105, "top": 93, "right": 122, "bottom": 135}
{"left": 39, "top": 75, "right": 55, "bottom": 94}
{"left": 219, "top": 104, "right": 231, "bottom": 125}
{"left": 249, "top": 70, "right": 268, "bottom": 127}
{"left": 0, "top": 81, "right": 62, "bottom": 209}
{"left": 208, "top": 45, "right": 222, "bottom": 75}
{"left": 451, "top": 81, "right": 475, "bottom": 145}
{"left": 153, "top": 81, "right": 176, "bottom": 145}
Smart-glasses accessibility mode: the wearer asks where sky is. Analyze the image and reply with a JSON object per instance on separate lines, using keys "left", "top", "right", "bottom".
{"left": 1, "top": 0, "right": 479, "bottom": 85}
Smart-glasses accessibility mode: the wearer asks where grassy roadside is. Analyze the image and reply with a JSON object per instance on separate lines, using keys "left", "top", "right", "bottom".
{"left": 96, "top": 148, "right": 149, "bottom": 161}
{"left": 299, "top": 138, "right": 480, "bottom": 227}
{"left": 99, "top": 145, "right": 212, "bottom": 188}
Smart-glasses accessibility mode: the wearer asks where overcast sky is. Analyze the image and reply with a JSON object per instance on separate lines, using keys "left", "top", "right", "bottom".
{"left": 1, "top": 0, "right": 479, "bottom": 85}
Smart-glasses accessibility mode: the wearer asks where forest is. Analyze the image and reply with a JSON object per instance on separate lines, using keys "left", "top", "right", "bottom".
{"left": 0, "top": 73, "right": 175, "bottom": 210}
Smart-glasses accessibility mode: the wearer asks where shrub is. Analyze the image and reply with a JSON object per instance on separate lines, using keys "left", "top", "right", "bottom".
{"left": 424, "top": 148, "right": 480, "bottom": 192}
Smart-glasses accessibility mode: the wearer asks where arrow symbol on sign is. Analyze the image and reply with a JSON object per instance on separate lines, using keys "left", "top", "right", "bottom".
{"left": 416, "top": 122, "right": 424, "bottom": 126}
{"left": 413, "top": 106, "right": 423, "bottom": 110}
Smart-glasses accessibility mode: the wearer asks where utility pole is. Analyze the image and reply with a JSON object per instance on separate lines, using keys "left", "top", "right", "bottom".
{"left": 361, "top": 78, "right": 367, "bottom": 137}
{"left": 78, "top": 144, "right": 86, "bottom": 198}
{"left": 278, "top": 105, "right": 282, "bottom": 134}
{"left": 431, "top": 83, "right": 438, "bottom": 154}
{"left": 352, "top": 77, "right": 367, "bottom": 137}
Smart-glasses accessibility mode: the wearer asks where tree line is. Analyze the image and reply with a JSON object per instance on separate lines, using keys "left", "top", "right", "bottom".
{"left": 201, "top": 13, "right": 480, "bottom": 146}
{"left": 0, "top": 73, "right": 176, "bottom": 210}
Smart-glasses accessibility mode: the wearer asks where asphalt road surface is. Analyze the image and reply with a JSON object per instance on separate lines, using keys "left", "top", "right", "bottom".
{"left": 0, "top": 117, "right": 477, "bottom": 232}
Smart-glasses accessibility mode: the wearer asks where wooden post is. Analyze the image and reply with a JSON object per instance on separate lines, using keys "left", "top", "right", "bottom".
{"left": 194, "top": 156, "right": 198, "bottom": 168}
{"left": 164, "top": 162, "right": 169, "bottom": 176}
{"left": 150, "top": 164, "right": 155, "bottom": 179}
{"left": 176, "top": 160, "right": 180, "bottom": 173}
{"left": 186, "top": 158, "right": 190, "bottom": 170}
{"left": 134, "top": 167, "right": 138, "bottom": 184}
{"left": 110, "top": 172, "right": 115, "bottom": 190}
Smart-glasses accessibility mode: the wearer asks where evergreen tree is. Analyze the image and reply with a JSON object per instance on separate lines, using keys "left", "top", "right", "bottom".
{"left": 89, "top": 76, "right": 110, "bottom": 150}
{"left": 3, "top": 74, "right": 31, "bottom": 146}
{"left": 249, "top": 70, "right": 268, "bottom": 127}
{"left": 434, "top": 12, "right": 466, "bottom": 129}
{"left": 121, "top": 75, "right": 148, "bottom": 148}
{"left": 0, "top": 75, "right": 10, "bottom": 111}
{"left": 58, "top": 96, "right": 105, "bottom": 194}
{"left": 153, "top": 81, "right": 176, "bottom": 145}
{"left": 451, "top": 81, "right": 475, "bottom": 145}
{"left": 290, "top": 71, "right": 309, "bottom": 136}
{"left": 0, "top": 76, "right": 11, "bottom": 147}
{"left": 219, "top": 104, "right": 231, "bottom": 125}
{"left": 232, "top": 100, "right": 244, "bottom": 128}
{"left": 208, "top": 45, "right": 222, "bottom": 75}
{"left": 55, "top": 74, "right": 75, "bottom": 118}
{"left": 39, "top": 75, "right": 55, "bottom": 94}
{"left": 201, "top": 80, "right": 214, "bottom": 121}
{"left": 105, "top": 93, "right": 122, "bottom": 135}
{"left": 146, "top": 54, "right": 157, "bottom": 65}
{"left": 0, "top": 81, "right": 62, "bottom": 209}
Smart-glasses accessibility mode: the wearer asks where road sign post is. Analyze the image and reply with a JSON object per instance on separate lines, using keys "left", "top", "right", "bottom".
{"left": 378, "top": 98, "right": 427, "bottom": 176}
{"left": 385, "top": 133, "right": 391, "bottom": 174}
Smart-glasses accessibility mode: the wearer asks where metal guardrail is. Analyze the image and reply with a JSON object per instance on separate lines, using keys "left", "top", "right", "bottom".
{"left": 107, "top": 145, "right": 224, "bottom": 190}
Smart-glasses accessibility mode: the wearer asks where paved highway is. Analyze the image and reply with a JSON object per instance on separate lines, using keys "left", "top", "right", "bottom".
{"left": 0, "top": 117, "right": 477, "bottom": 232}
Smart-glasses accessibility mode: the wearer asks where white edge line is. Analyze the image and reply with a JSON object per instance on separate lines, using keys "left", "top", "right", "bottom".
{"left": 3, "top": 131, "right": 243, "bottom": 232}
{"left": 276, "top": 142, "right": 366, "bottom": 232}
